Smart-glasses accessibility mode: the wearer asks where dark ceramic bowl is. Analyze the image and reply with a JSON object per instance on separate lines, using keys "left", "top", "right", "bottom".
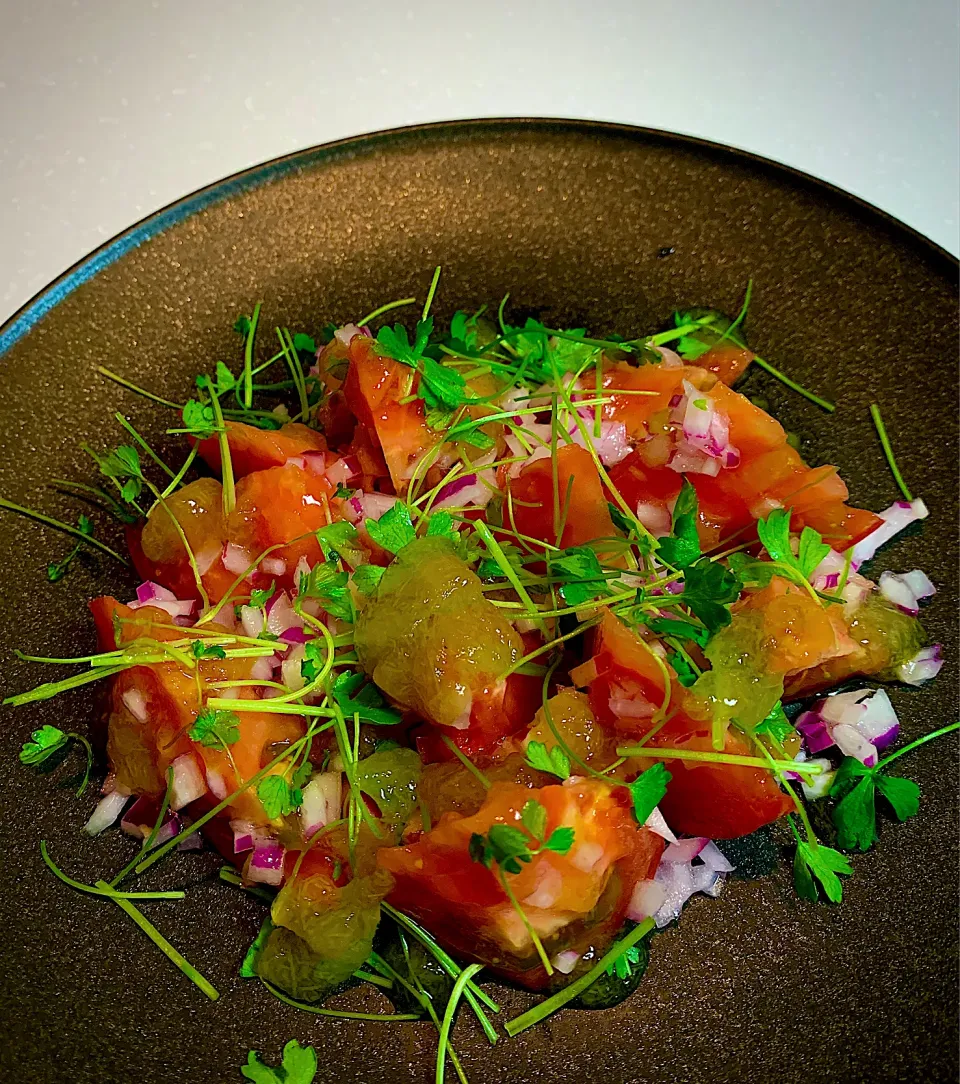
{"left": 0, "top": 120, "right": 956, "bottom": 1084}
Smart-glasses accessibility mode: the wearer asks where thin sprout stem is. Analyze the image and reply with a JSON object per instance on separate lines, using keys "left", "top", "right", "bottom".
{"left": 422, "top": 266, "right": 442, "bottom": 320}
{"left": 261, "top": 980, "right": 420, "bottom": 1021}
{"left": 95, "top": 881, "right": 219, "bottom": 1001}
{"left": 357, "top": 296, "right": 418, "bottom": 327}
{"left": 877, "top": 721, "right": 960, "bottom": 769}
{"left": 751, "top": 355, "right": 835, "bottom": 413}
{"left": 440, "top": 735, "right": 491, "bottom": 788}
{"left": 869, "top": 402, "right": 913, "bottom": 501}
{"left": 436, "top": 964, "right": 484, "bottom": 1084}
{"left": 97, "top": 366, "right": 182, "bottom": 409}
{"left": 0, "top": 498, "right": 128, "bottom": 564}
{"left": 113, "top": 413, "right": 176, "bottom": 479}
{"left": 242, "top": 302, "right": 262, "bottom": 409}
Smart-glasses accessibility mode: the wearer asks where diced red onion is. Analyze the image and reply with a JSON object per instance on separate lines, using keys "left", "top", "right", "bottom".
{"left": 127, "top": 581, "right": 196, "bottom": 620}
{"left": 635, "top": 501, "right": 672, "bottom": 538}
{"left": 800, "top": 758, "right": 836, "bottom": 800}
{"left": 850, "top": 499, "right": 929, "bottom": 568}
{"left": 177, "top": 823, "right": 203, "bottom": 851}
{"left": 627, "top": 878, "right": 668, "bottom": 921}
{"left": 663, "top": 837, "right": 708, "bottom": 864}
{"left": 223, "top": 543, "right": 254, "bottom": 576}
{"left": 251, "top": 655, "right": 275, "bottom": 682}
{"left": 122, "top": 687, "right": 148, "bottom": 724}
{"left": 205, "top": 767, "right": 228, "bottom": 800}
{"left": 798, "top": 688, "right": 901, "bottom": 767}
{"left": 348, "top": 491, "right": 398, "bottom": 524}
{"left": 552, "top": 950, "right": 581, "bottom": 975}
{"left": 652, "top": 858, "right": 723, "bottom": 928}
{"left": 120, "top": 796, "right": 159, "bottom": 838}
{"left": 698, "top": 841, "right": 735, "bottom": 873}
{"left": 608, "top": 695, "right": 656, "bottom": 720}
{"left": 281, "top": 644, "right": 306, "bottom": 692}
{"left": 570, "top": 418, "right": 632, "bottom": 466}
{"left": 280, "top": 627, "right": 312, "bottom": 645}
{"left": 651, "top": 345, "right": 683, "bottom": 369}
{"left": 261, "top": 557, "right": 287, "bottom": 577}
{"left": 897, "top": 644, "right": 943, "bottom": 686}
{"left": 266, "top": 592, "right": 304, "bottom": 637}
{"left": 246, "top": 839, "right": 286, "bottom": 886}
{"left": 326, "top": 456, "right": 360, "bottom": 487}
{"left": 521, "top": 863, "right": 563, "bottom": 908}
{"left": 195, "top": 545, "right": 221, "bottom": 576}
{"left": 879, "top": 569, "right": 935, "bottom": 616}
{"left": 334, "top": 323, "right": 365, "bottom": 346}
{"left": 84, "top": 790, "right": 130, "bottom": 837}
{"left": 301, "top": 451, "right": 329, "bottom": 477}
{"left": 668, "top": 443, "right": 721, "bottom": 476}
{"left": 231, "top": 819, "right": 256, "bottom": 854}
{"left": 170, "top": 754, "right": 207, "bottom": 810}
{"left": 206, "top": 604, "right": 236, "bottom": 630}
{"left": 283, "top": 455, "right": 306, "bottom": 471}
{"left": 240, "top": 604, "right": 264, "bottom": 639}
{"left": 300, "top": 772, "right": 342, "bottom": 839}
{"left": 644, "top": 806, "right": 678, "bottom": 843}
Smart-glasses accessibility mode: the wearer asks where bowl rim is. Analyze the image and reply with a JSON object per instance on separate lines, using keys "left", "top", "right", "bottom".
{"left": 1, "top": 116, "right": 955, "bottom": 359}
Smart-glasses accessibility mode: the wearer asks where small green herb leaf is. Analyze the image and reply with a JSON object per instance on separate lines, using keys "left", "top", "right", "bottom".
{"left": 19, "top": 725, "right": 69, "bottom": 765}
{"left": 793, "top": 840, "right": 852, "bottom": 903}
{"left": 626, "top": 762, "right": 671, "bottom": 825}
{"left": 257, "top": 774, "right": 303, "bottom": 820}
{"left": 331, "top": 670, "right": 402, "bottom": 726}
{"left": 352, "top": 564, "right": 385, "bottom": 597}
{"left": 521, "top": 799, "right": 547, "bottom": 842}
{"left": 188, "top": 708, "right": 240, "bottom": 748}
{"left": 543, "top": 826, "right": 575, "bottom": 856}
{"left": 249, "top": 583, "right": 276, "bottom": 610}
{"left": 524, "top": 740, "right": 571, "bottom": 780}
{"left": 181, "top": 399, "right": 217, "bottom": 439}
{"left": 298, "top": 561, "right": 354, "bottom": 623}
{"left": 241, "top": 1039, "right": 318, "bottom": 1084}
{"left": 829, "top": 757, "right": 921, "bottom": 851}
{"left": 681, "top": 557, "right": 741, "bottom": 632}
{"left": 191, "top": 640, "right": 226, "bottom": 660}
{"left": 365, "top": 502, "right": 416, "bottom": 554}
{"left": 293, "top": 333, "right": 316, "bottom": 354}
{"left": 657, "top": 478, "right": 701, "bottom": 569}
{"left": 755, "top": 701, "right": 795, "bottom": 743}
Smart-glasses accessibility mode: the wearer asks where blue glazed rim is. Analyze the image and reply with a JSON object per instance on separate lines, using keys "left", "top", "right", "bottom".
{"left": 1, "top": 117, "right": 955, "bottom": 359}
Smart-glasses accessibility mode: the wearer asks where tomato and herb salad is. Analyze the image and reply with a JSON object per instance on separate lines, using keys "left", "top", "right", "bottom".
{"left": 4, "top": 272, "right": 954, "bottom": 1082}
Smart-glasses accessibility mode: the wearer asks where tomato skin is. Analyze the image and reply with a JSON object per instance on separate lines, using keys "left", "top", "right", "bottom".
{"left": 697, "top": 342, "right": 754, "bottom": 385}
{"left": 378, "top": 779, "right": 663, "bottom": 989}
{"left": 228, "top": 461, "right": 334, "bottom": 575}
{"left": 342, "top": 337, "right": 438, "bottom": 491}
{"left": 653, "top": 728, "right": 795, "bottom": 838}
{"left": 198, "top": 421, "right": 327, "bottom": 477}
{"left": 585, "top": 611, "right": 672, "bottom": 735}
{"left": 508, "top": 444, "right": 615, "bottom": 549}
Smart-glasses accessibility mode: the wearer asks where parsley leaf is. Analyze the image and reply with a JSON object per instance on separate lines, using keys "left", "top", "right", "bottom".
{"left": 470, "top": 800, "right": 575, "bottom": 875}
{"left": 645, "top": 616, "right": 708, "bottom": 648}
{"left": 608, "top": 502, "right": 635, "bottom": 536}
{"left": 331, "top": 670, "right": 402, "bottom": 726}
{"left": 352, "top": 564, "right": 385, "bottom": 597}
{"left": 626, "top": 762, "right": 671, "bottom": 825}
{"left": 681, "top": 558, "right": 742, "bottom": 632}
{"left": 19, "top": 725, "right": 69, "bottom": 765}
{"left": 315, "top": 520, "right": 363, "bottom": 565}
{"left": 47, "top": 514, "right": 94, "bottom": 582}
{"left": 419, "top": 356, "right": 468, "bottom": 414}
{"left": 667, "top": 650, "right": 698, "bottom": 687}
{"left": 181, "top": 399, "right": 217, "bottom": 439}
{"left": 376, "top": 318, "right": 433, "bottom": 367}
{"left": 249, "top": 583, "right": 276, "bottom": 610}
{"left": 657, "top": 478, "right": 701, "bottom": 569}
{"left": 524, "top": 740, "right": 571, "bottom": 780}
{"left": 478, "top": 540, "right": 524, "bottom": 581}
{"left": 756, "top": 507, "right": 830, "bottom": 583}
{"left": 299, "top": 641, "right": 325, "bottom": 683}
{"left": 99, "top": 445, "right": 143, "bottom": 503}
{"left": 188, "top": 708, "right": 240, "bottom": 748}
{"left": 607, "top": 943, "right": 643, "bottom": 980}
{"left": 293, "top": 332, "right": 316, "bottom": 354}
{"left": 257, "top": 773, "right": 304, "bottom": 819}
{"left": 298, "top": 561, "right": 354, "bottom": 623}
{"left": 241, "top": 1039, "right": 318, "bottom": 1084}
{"left": 793, "top": 840, "right": 852, "bottom": 903}
{"left": 214, "top": 360, "right": 237, "bottom": 395}
{"left": 365, "top": 502, "right": 416, "bottom": 554}
{"left": 233, "top": 314, "right": 252, "bottom": 336}
{"left": 755, "top": 701, "right": 795, "bottom": 743}
{"left": 450, "top": 309, "right": 482, "bottom": 351}
{"left": 553, "top": 546, "right": 612, "bottom": 606}
{"left": 829, "top": 757, "right": 921, "bottom": 851}
{"left": 191, "top": 640, "right": 226, "bottom": 660}
{"left": 521, "top": 798, "right": 547, "bottom": 841}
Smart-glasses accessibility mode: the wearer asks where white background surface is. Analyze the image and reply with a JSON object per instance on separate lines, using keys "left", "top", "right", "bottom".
{"left": 1, "top": 0, "right": 957, "bottom": 322}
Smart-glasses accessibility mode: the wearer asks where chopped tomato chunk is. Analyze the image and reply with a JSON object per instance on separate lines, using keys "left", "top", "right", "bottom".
{"left": 198, "top": 421, "right": 327, "bottom": 477}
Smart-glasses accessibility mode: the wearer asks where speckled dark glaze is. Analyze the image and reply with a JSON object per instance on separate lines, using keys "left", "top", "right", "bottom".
{"left": 0, "top": 120, "right": 956, "bottom": 1084}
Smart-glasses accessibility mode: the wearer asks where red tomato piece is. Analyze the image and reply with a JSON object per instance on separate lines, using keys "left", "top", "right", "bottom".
{"left": 378, "top": 779, "right": 663, "bottom": 989}
{"left": 508, "top": 444, "right": 615, "bottom": 549}
{"left": 227, "top": 461, "right": 334, "bottom": 574}
{"left": 583, "top": 610, "right": 672, "bottom": 735}
{"left": 697, "top": 342, "right": 754, "bottom": 385}
{"left": 198, "top": 421, "right": 327, "bottom": 477}
{"left": 342, "top": 336, "right": 439, "bottom": 491}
